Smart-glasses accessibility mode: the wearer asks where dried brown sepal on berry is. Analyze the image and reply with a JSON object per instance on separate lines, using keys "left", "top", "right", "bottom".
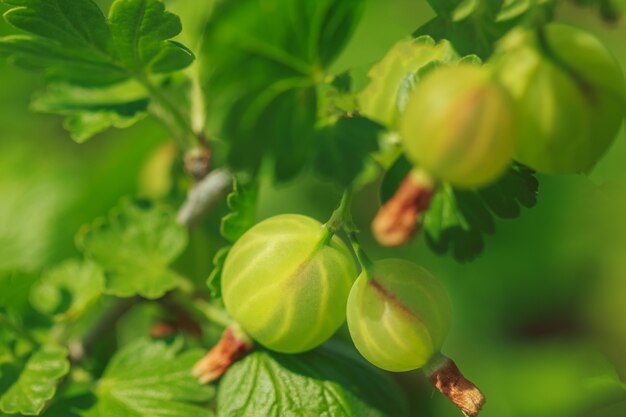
{"left": 425, "top": 354, "right": 486, "bottom": 417}
{"left": 372, "top": 170, "right": 436, "bottom": 246}
{"left": 192, "top": 326, "right": 254, "bottom": 384}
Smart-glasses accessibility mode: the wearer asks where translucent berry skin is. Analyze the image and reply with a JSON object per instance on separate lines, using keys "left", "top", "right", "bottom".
{"left": 400, "top": 64, "right": 517, "bottom": 189}
{"left": 346, "top": 259, "right": 452, "bottom": 372}
{"left": 495, "top": 24, "right": 626, "bottom": 174}
{"left": 221, "top": 214, "right": 356, "bottom": 354}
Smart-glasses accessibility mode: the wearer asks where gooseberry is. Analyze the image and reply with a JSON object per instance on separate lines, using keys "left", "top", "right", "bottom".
{"left": 346, "top": 259, "right": 452, "bottom": 372}
{"left": 493, "top": 23, "right": 626, "bottom": 174}
{"left": 400, "top": 64, "right": 517, "bottom": 189}
{"left": 221, "top": 214, "right": 357, "bottom": 353}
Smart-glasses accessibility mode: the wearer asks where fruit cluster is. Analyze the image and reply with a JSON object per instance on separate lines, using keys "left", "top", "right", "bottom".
{"left": 401, "top": 23, "right": 625, "bottom": 188}
{"left": 221, "top": 214, "right": 452, "bottom": 374}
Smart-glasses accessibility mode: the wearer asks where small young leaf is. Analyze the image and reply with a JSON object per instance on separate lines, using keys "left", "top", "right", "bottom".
{"left": 83, "top": 339, "right": 214, "bottom": 417}
{"left": 30, "top": 82, "right": 149, "bottom": 143}
{"left": 0, "top": 345, "right": 70, "bottom": 415}
{"left": 30, "top": 260, "right": 105, "bottom": 322}
{"left": 221, "top": 178, "right": 258, "bottom": 243}
{"left": 207, "top": 246, "right": 230, "bottom": 298}
{"left": 358, "top": 37, "right": 457, "bottom": 127}
{"left": 218, "top": 345, "right": 409, "bottom": 417}
{"left": 77, "top": 199, "right": 188, "bottom": 299}
{"left": 314, "top": 117, "right": 384, "bottom": 187}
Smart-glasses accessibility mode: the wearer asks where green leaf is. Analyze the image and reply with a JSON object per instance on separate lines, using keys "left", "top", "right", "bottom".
{"left": 314, "top": 117, "right": 384, "bottom": 187}
{"left": 424, "top": 165, "right": 538, "bottom": 262}
{"left": 358, "top": 37, "right": 457, "bottom": 127}
{"left": 382, "top": 157, "right": 538, "bottom": 262}
{"left": 108, "top": 0, "right": 194, "bottom": 73}
{"left": 207, "top": 246, "right": 230, "bottom": 298}
{"left": 218, "top": 345, "right": 409, "bottom": 417}
{"left": 416, "top": 0, "right": 556, "bottom": 59}
{"left": 0, "top": 345, "right": 70, "bottom": 415}
{"left": 77, "top": 199, "right": 188, "bottom": 299}
{"left": 30, "top": 260, "right": 105, "bottom": 322}
{"left": 0, "top": 0, "right": 194, "bottom": 85}
{"left": 30, "top": 81, "right": 149, "bottom": 143}
{"left": 202, "top": 0, "right": 366, "bottom": 181}
{"left": 83, "top": 339, "right": 214, "bottom": 417}
{"left": 221, "top": 178, "right": 258, "bottom": 243}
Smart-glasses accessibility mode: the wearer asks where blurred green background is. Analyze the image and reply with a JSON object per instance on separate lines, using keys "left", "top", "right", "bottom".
{"left": 1, "top": 1, "right": 626, "bottom": 416}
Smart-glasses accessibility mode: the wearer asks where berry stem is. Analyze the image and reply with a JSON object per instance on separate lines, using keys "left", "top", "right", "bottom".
{"left": 424, "top": 353, "right": 486, "bottom": 417}
{"left": 325, "top": 189, "right": 375, "bottom": 275}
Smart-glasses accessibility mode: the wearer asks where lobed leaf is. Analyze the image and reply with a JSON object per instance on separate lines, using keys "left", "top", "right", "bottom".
{"left": 0, "top": 345, "right": 70, "bottom": 415}
{"left": 416, "top": 0, "right": 556, "bottom": 59}
{"left": 382, "top": 157, "right": 538, "bottom": 262}
{"left": 201, "top": 0, "right": 366, "bottom": 181}
{"left": 207, "top": 246, "right": 230, "bottom": 299}
{"left": 0, "top": 0, "right": 193, "bottom": 141}
{"left": 358, "top": 37, "right": 457, "bottom": 127}
{"left": 83, "top": 339, "right": 214, "bottom": 417}
{"left": 77, "top": 199, "right": 188, "bottom": 299}
{"left": 30, "top": 82, "right": 149, "bottom": 143}
{"left": 221, "top": 178, "right": 258, "bottom": 243}
{"left": 218, "top": 345, "right": 409, "bottom": 417}
{"left": 30, "top": 260, "right": 105, "bottom": 322}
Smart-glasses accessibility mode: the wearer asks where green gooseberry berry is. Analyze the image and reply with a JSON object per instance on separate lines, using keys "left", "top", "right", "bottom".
{"left": 346, "top": 259, "right": 452, "bottom": 372}
{"left": 221, "top": 214, "right": 357, "bottom": 353}
{"left": 494, "top": 23, "right": 626, "bottom": 174}
{"left": 400, "top": 64, "right": 517, "bottom": 189}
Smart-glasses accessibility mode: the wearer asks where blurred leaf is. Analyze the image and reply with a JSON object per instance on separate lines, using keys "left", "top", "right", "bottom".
{"left": 30, "top": 260, "right": 105, "bottom": 322}
{"left": 314, "top": 116, "right": 384, "bottom": 186}
{"left": 30, "top": 82, "right": 149, "bottom": 143}
{"left": 206, "top": 246, "right": 230, "bottom": 298}
{"left": 218, "top": 345, "right": 409, "bottom": 417}
{"left": 201, "top": 0, "right": 366, "bottom": 181}
{"left": 0, "top": 146, "right": 76, "bottom": 273}
{"left": 416, "top": 0, "right": 555, "bottom": 59}
{"left": 382, "top": 157, "right": 538, "bottom": 261}
{"left": 77, "top": 199, "right": 188, "bottom": 299}
{"left": 358, "top": 36, "right": 456, "bottom": 127}
{"left": 424, "top": 164, "right": 538, "bottom": 262}
{"left": 0, "top": 0, "right": 194, "bottom": 86}
{"left": 221, "top": 178, "right": 258, "bottom": 243}
{"left": 83, "top": 339, "right": 214, "bottom": 417}
{"left": 0, "top": 345, "right": 70, "bottom": 415}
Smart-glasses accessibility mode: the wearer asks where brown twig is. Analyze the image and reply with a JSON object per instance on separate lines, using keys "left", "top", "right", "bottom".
{"left": 176, "top": 168, "right": 233, "bottom": 227}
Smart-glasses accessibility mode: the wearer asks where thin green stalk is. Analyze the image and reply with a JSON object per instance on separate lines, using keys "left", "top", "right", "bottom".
{"left": 325, "top": 189, "right": 374, "bottom": 276}
{"left": 325, "top": 189, "right": 355, "bottom": 234}
{"left": 193, "top": 299, "right": 233, "bottom": 328}
{"left": 136, "top": 74, "right": 199, "bottom": 149}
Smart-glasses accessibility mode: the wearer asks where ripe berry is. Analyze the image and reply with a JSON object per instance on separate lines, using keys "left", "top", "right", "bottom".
{"left": 400, "top": 64, "right": 517, "bottom": 188}
{"left": 346, "top": 259, "right": 452, "bottom": 372}
{"left": 221, "top": 214, "right": 356, "bottom": 353}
